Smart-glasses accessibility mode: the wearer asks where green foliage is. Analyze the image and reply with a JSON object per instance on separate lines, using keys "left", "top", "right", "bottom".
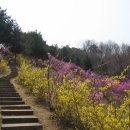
{"left": 20, "top": 31, "right": 47, "bottom": 58}
{"left": 55, "top": 45, "right": 92, "bottom": 70}
{"left": 48, "top": 44, "right": 59, "bottom": 57}
{"left": 0, "top": 7, "right": 21, "bottom": 53}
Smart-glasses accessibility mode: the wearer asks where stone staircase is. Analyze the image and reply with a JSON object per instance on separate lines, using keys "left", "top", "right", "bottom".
{"left": 0, "top": 64, "right": 43, "bottom": 130}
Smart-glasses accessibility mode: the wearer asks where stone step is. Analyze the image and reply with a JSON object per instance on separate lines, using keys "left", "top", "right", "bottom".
{"left": 0, "top": 97, "right": 22, "bottom": 101}
{"left": 0, "top": 84, "right": 13, "bottom": 85}
{"left": 0, "top": 65, "right": 43, "bottom": 130}
{"left": 0, "top": 90, "right": 16, "bottom": 92}
{"left": 0, "top": 82, "right": 12, "bottom": 83}
{"left": 1, "top": 109, "right": 33, "bottom": 116}
{"left": 0, "top": 80, "right": 10, "bottom": 82}
{"left": 0, "top": 87, "right": 16, "bottom": 90}
{"left": 10, "top": 71, "right": 17, "bottom": 73}
{"left": 0, "top": 93, "right": 20, "bottom": 97}
{"left": 0, "top": 91, "right": 16, "bottom": 93}
{"left": 7, "top": 74, "right": 16, "bottom": 76}
{"left": 7, "top": 75, "right": 16, "bottom": 77}
{"left": 0, "top": 88, "right": 15, "bottom": 89}
{"left": 0, "top": 94, "right": 20, "bottom": 97}
{"left": 0, "top": 82, "right": 11, "bottom": 84}
{"left": 10, "top": 74, "right": 17, "bottom": 76}
{"left": 1, "top": 123, "right": 43, "bottom": 130}
{"left": 0, "top": 85, "right": 13, "bottom": 87}
{"left": 0, "top": 91, "right": 18, "bottom": 94}
{"left": 0, "top": 101, "right": 24, "bottom": 105}
{"left": 1, "top": 105, "right": 31, "bottom": 109}
{"left": 0, "top": 81, "right": 13, "bottom": 86}
{"left": 0, "top": 86, "right": 14, "bottom": 88}
{"left": 0, "top": 87, "right": 14, "bottom": 89}
{"left": 0, "top": 87, "right": 16, "bottom": 89}
{"left": 2, "top": 116, "right": 38, "bottom": 124}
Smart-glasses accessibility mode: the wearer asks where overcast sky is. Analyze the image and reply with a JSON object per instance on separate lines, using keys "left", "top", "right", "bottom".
{"left": 0, "top": 0, "right": 130, "bottom": 48}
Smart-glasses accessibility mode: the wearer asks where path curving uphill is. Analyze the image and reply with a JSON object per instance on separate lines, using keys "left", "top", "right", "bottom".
{"left": 0, "top": 62, "right": 43, "bottom": 130}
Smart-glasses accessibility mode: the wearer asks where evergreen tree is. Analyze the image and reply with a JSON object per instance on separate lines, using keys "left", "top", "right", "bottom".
{"left": 0, "top": 7, "right": 21, "bottom": 54}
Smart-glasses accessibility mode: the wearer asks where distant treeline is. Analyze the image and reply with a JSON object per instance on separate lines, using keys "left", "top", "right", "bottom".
{"left": 1, "top": 7, "right": 130, "bottom": 76}
{"left": 48, "top": 41, "right": 130, "bottom": 77}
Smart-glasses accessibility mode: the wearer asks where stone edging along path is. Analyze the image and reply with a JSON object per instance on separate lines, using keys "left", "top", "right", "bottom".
{"left": 0, "top": 63, "right": 43, "bottom": 130}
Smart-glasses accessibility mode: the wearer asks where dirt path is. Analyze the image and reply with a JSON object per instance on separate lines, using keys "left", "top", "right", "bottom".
{"left": 11, "top": 78, "right": 62, "bottom": 130}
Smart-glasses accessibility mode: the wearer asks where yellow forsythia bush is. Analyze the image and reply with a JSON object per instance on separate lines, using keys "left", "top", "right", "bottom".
{"left": 0, "top": 60, "right": 8, "bottom": 74}
{"left": 16, "top": 56, "right": 51, "bottom": 102}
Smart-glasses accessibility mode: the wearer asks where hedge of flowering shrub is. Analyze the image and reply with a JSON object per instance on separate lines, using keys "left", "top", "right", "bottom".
{"left": 17, "top": 54, "right": 130, "bottom": 130}
{"left": 0, "top": 60, "right": 8, "bottom": 74}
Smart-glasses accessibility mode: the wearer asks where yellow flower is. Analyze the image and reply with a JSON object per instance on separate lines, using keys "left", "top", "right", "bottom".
{"left": 113, "top": 80, "right": 120, "bottom": 86}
